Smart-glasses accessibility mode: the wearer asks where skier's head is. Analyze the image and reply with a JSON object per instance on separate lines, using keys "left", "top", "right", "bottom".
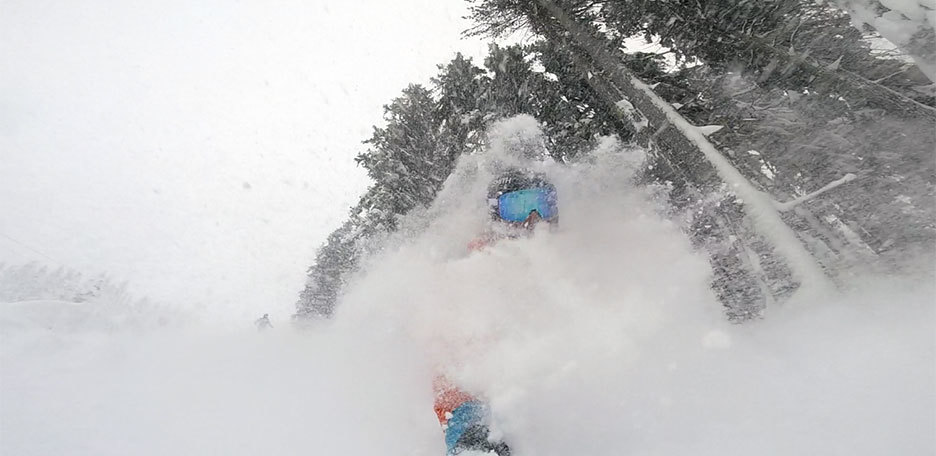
{"left": 487, "top": 168, "right": 558, "bottom": 229}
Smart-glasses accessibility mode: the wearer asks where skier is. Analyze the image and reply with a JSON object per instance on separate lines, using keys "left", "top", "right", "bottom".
{"left": 465, "top": 168, "right": 558, "bottom": 251}
{"left": 254, "top": 313, "right": 273, "bottom": 331}
{"left": 434, "top": 168, "right": 558, "bottom": 456}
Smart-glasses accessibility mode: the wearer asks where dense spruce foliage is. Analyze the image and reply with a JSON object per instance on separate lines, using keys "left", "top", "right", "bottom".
{"left": 297, "top": 0, "right": 934, "bottom": 320}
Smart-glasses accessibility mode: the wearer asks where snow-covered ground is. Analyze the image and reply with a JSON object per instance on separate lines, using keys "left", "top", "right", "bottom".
{"left": 2, "top": 120, "right": 933, "bottom": 455}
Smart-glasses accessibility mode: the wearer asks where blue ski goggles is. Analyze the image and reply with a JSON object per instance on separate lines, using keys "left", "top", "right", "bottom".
{"left": 495, "top": 187, "right": 558, "bottom": 222}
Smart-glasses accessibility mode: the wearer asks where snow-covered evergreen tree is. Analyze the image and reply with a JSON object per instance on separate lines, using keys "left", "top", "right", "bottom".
{"left": 296, "top": 45, "right": 623, "bottom": 318}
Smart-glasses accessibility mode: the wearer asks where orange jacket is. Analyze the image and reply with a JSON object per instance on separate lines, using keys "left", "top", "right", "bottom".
{"left": 433, "top": 375, "right": 477, "bottom": 426}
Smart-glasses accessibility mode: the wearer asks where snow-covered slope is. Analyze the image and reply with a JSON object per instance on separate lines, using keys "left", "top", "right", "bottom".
{"left": 1, "top": 120, "right": 933, "bottom": 455}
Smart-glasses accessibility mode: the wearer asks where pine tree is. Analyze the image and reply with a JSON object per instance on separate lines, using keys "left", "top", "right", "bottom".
{"left": 298, "top": 70, "right": 486, "bottom": 317}
{"left": 295, "top": 44, "right": 631, "bottom": 318}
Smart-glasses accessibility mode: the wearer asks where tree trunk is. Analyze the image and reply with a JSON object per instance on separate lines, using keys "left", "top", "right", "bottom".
{"left": 532, "top": 0, "right": 835, "bottom": 294}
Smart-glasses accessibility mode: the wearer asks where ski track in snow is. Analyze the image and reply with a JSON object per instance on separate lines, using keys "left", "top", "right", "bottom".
{"left": 2, "top": 119, "right": 934, "bottom": 455}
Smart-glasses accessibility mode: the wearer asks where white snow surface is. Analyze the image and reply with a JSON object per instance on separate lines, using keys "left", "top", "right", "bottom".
{"left": 2, "top": 120, "right": 934, "bottom": 455}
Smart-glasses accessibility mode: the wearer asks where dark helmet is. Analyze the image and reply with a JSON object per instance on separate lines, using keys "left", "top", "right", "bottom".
{"left": 487, "top": 168, "right": 557, "bottom": 222}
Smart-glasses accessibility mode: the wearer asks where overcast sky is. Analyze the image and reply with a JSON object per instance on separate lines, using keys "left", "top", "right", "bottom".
{"left": 0, "top": 0, "right": 490, "bottom": 321}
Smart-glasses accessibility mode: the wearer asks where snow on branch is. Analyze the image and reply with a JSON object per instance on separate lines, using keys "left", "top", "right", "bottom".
{"left": 773, "top": 173, "right": 858, "bottom": 212}
{"left": 695, "top": 125, "right": 724, "bottom": 137}
{"left": 627, "top": 75, "right": 835, "bottom": 292}
{"left": 532, "top": 0, "right": 835, "bottom": 293}
{"left": 615, "top": 98, "right": 649, "bottom": 133}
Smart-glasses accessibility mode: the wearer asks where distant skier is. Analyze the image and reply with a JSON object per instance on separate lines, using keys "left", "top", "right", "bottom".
{"left": 254, "top": 313, "right": 273, "bottom": 331}
{"left": 434, "top": 168, "right": 558, "bottom": 456}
